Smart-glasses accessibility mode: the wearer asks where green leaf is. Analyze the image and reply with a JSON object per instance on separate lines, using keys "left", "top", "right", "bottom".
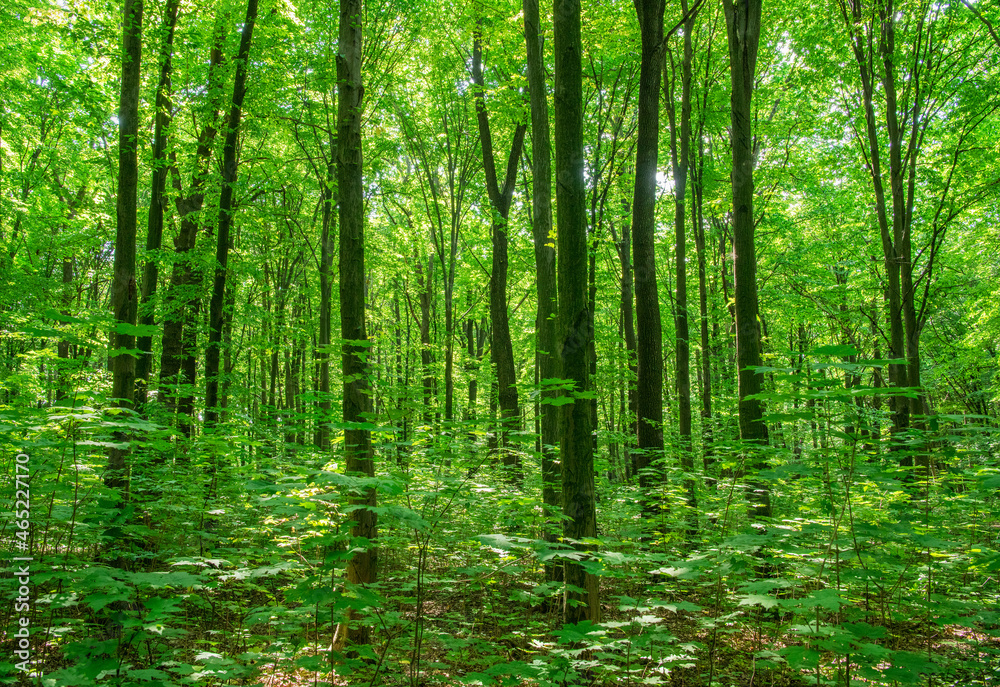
{"left": 739, "top": 593, "right": 780, "bottom": 609}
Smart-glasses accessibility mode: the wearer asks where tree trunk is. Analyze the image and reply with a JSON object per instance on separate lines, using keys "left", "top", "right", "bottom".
{"left": 335, "top": 0, "right": 377, "bottom": 648}
{"left": 56, "top": 254, "right": 74, "bottom": 401}
{"left": 692, "top": 139, "right": 713, "bottom": 472}
{"left": 135, "top": 0, "right": 178, "bottom": 408}
{"left": 205, "top": 0, "right": 258, "bottom": 426}
{"left": 840, "top": 0, "right": 908, "bottom": 453}
{"left": 554, "top": 0, "right": 599, "bottom": 625}
{"left": 610, "top": 213, "right": 637, "bottom": 477}
{"left": 159, "top": 27, "right": 225, "bottom": 435}
{"left": 472, "top": 26, "right": 527, "bottom": 473}
{"left": 666, "top": 1, "right": 699, "bottom": 527}
{"left": 524, "top": 0, "right": 561, "bottom": 582}
{"left": 317, "top": 150, "right": 336, "bottom": 448}
{"left": 631, "top": 0, "right": 666, "bottom": 494}
{"left": 723, "top": 0, "right": 771, "bottom": 518}
{"left": 414, "top": 255, "right": 434, "bottom": 423}
{"left": 107, "top": 0, "right": 143, "bottom": 496}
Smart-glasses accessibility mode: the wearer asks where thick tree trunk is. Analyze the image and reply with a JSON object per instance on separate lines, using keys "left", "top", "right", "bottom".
{"left": 472, "top": 26, "right": 527, "bottom": 473}
{"left": 204, "top": 0, "right": 258, "bottom": 426}
{"left": 523, "top": 0, "right": 561, "bottom": 582}
{"left": 335, "top": 0, "right": 377, "bottom": 648}
{"left": 554, "top": 0, "right": 599, "bottom": 625}
{"left": 723, "top": 0, "right": 771, "bottom": 518}
{"left": 135, "top": 0, "right": 178, "bottom": 407}
{"left": 107, "top": 0, "right": 143, "bottom": 495}
{"left": 631, "top": 0, "right": 666, "bottom": 494}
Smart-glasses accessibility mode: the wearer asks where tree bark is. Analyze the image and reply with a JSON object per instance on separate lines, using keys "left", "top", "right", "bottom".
{"left": 317, "top": 148, "right": 336, "bottom": 448}
{"left": 158, "top": 26, "right": 225, "bottom": 435}
{"left": 610, "top": 212, "right": 637, "bottom": 478}
{"left": 107, "top": 0, "right": 143, "bottom": 495}
{"left": 666, "top": 0, "right": 699, "bottom": 527}
{"left": 135, "top": 0, "right": 179, "bottom": 408}
{"left": 472, "top": 25, "right": 527, "bottom": 474}
{"left": 554, "top": 0, "right": 599, "bottom": 625}
{"left": 692, "top": 136, "right": 713, "bottom": 471}
{"left": 523, "top": 0, "right": 561, "bottom": 582}
{"left": 335, "top": 0, "right": 377, "bottom": 648}
{"left": 722, "top": 0, "right": 771, "bottom": 518}
{"left": 631, "top": 0, "right": 666, "bottom": 494}
{"left": 205, "top": 0, "right": 258, "bottom": 425}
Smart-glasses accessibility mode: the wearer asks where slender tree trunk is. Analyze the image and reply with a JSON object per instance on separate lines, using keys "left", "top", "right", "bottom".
{"left": 693, "top": 140, "right": 713, "bottom": 471}
{"left": 723, "top": 0, "right": 771, "bottom": 518}
{"left": 666, "top": 2, "right": 699, "bottom": 526}
{"left": 56, "top": 255, "right": 74, "bottom": 401}
{"left": 334, "top": 0, "right": 377, "bottom": 648}
{"left": 632, "top": 0, "right": 666, "bottom": 495}
{"left": 840, "top": 0, "right": 908, "bottom": 452}
{"left": 610, "top": 214, "right": 637, "bottom": 477}
{"left": 135, "top": 0, "right": 178, "bottom": 407}
{"left": 108, "top": 0, "right": 143, "bottom": 496}
{"left": 466, "top": 318, "right": 478, "bottom": 426}
{"left": 472, "top": 26, "right": 527, "bottom": 472}
{"left": 524, "top": 0, "right": 561, "bottom": 582}
{"left": 554, "top": 0, "right": 599, "bottom": 625}
{"left": 159, "top": 28, "right": 224, "bottom": 434}
{"left": 205, "top": 0, "right": 257, "bottom": 425}
{"left": 415, "top": 256, "right": 434, "bottom": 422}
{"left": 691, "top": 8, "right": 717, "bottom": 476}
{"left": 317, "top": 151, "right": 336, "bottom": 448}
{"left": 444, "top": 298, "right": 455, "bottom": 421}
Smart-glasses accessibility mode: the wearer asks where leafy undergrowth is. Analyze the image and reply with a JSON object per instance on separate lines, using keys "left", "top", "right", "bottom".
{"left": 2, "top": 405, "right": 999, "bottom": 686}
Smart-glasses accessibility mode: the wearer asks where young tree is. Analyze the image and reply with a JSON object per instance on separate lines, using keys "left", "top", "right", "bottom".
{"left": 158, "top": 24, "right": 226, "bottom": 436}
{"left": 205, "top": 0, "right": 259, "bottom": 426}
{"left": 554, "top": 0, "right": 599, "bottom": 624}
{"left": 471, "top": 24, "right": 527, "bottom": 470}
{"left": 396, "top": 73, "right": 479, "bottom": 423}
{"left": 837, "top": 0, "right": 999, "bottom": 468}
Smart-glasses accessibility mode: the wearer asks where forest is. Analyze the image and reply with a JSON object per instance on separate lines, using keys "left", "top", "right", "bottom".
{"left": 1, "top": 0, "right": 999, "bottom": 684}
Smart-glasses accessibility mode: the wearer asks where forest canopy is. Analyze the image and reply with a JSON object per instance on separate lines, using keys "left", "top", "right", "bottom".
{"left": 1, "top": 0, "right": 999, "bottom": 685}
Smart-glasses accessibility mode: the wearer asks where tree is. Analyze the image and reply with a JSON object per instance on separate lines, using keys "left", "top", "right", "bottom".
{"left": 205, "top": 0, "right": 259, "bottom": 426}
{"left": 107, "top": 0, "right": 143, "bottom": 495}
{"left": 471, "top": 22, "right": 527, "bottom": 471}
{"left": 335, "top": 0, "right": 377, "bottom": 648}
{"left": 134, "top": 0, "right": 178, "bottom": 408}
{"left": 395, "top": 64, "right": 479, "bottom": 424}
{"left": 837, "top": 0, "right": 1000, "bottom": 470}
{"left": 523, "top": 0, "right": 561, "bottom": 580}
{"left": 158, "top": 20, "right": 226, "bottom": 436}
{"left": 631, "top": 0, "right": 666, "bottom": 494}
{"left": 722, "top": 0, "right": 771, "bottom": 518}
{"left": 554, "top": 0, "right": 599, "bottom": 625}
{"left": 665, "top": 0, "right": 703, "bottom": 526}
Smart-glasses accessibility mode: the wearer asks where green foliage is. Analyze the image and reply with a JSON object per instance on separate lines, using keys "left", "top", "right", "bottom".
{"left": 1, "top": 0, "right": 999, "bottom": 684}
